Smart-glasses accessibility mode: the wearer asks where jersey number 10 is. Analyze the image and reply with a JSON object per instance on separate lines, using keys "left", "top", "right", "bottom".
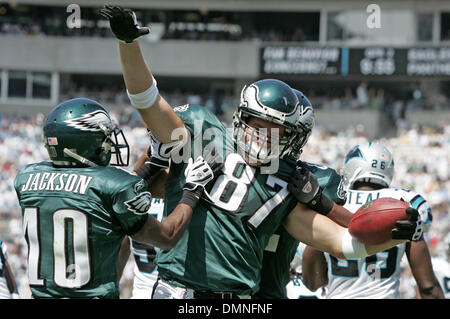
{"left": 23, "top": 207, "right": 91, "bottom": 288}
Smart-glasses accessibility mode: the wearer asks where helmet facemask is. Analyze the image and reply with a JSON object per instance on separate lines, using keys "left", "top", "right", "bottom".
{"left": 290, "top": 121, "right": 312, "bottom": 161}
{"left": 104, "top": 123, "right": 130, "bottom": 167}
{"left": 234, "top": 113, "right": 285, "bottom": 164}
{"left": 233, "top": 110, "right": 312, "bottom": 164}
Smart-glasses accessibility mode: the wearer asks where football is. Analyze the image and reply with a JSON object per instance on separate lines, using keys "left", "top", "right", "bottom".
{"left": 348, "top": 197, "right": 409, "bottom": 245}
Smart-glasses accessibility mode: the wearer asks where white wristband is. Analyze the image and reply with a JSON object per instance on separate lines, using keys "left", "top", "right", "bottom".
{"left": 341, "top": 229, "right": 368, "bottom": 259}
{"left": 127, "top": 76, "right": 159, "bottom": 109}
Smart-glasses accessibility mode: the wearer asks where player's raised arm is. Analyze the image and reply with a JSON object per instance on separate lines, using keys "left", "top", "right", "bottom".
{"left": 100, "top": 5, "right": 187, "bottom": 144}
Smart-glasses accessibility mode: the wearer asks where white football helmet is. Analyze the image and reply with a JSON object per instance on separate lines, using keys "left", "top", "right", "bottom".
{"left": 341, "top": 142, "right": 394, "bottom": 190}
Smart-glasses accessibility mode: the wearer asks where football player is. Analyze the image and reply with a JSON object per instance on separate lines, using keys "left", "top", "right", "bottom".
{"left": 286, "top": 242, "right": 326, "bottom": 299}
{"left": 101, "top": 5, "right": 423, "bottom": 299}
{"left": 118, "top": 198, "right": 165, "bottom": 299}
{"left": 0, "top": 240, "right": 19, "bottom": 299}
{"left": 14, "top": 98, "right": 220, "bottom": 298}
{"left": 254, "top": 89, "right": 351, "bottom": 299}
{"left": 302, "top": 142, "right": 445, "bottom": 299}
{"left": 118, "top": 136, "right": 170, "bottom": 299}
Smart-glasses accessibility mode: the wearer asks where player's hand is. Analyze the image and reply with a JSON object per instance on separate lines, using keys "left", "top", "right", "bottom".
{"left": 183, "top": 149, "right": 223, "bottom": 192}
{"left": 391, "top": 207, "right": 424, "bottom": 241}
{"left": 179, "top": 150, "right": 223, "bottom": 209}
{"left": 183, "top": 157, "right": 214, "bottom": 192}
{"left": 287, "top": 162, "right": 334, "bottom": 215}
{"left": 100, "top": 5, "right": 150, "bottom": 43}
{"left": 287, "top": 163, "right": 320, "bottom": 203}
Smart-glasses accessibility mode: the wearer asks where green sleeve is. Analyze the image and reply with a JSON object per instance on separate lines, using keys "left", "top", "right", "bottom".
{"left": 321, "top": 169, "right": 347, "bottom": 205}
{"left": 111, "top": 178, "right": 150, "bottom": 236}
{"left": 305, "top": 162, "right": 347, "bottom": 205}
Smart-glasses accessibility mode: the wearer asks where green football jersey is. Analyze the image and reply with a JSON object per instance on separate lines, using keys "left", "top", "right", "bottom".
{"left": 254, "top": 163, "right": 347, "bottom": 299}
{"left": 155, "top": 104, "right": 299, "bottom": 295}
{"left": 14, "top": 161, "right": 150, "bottom": 298}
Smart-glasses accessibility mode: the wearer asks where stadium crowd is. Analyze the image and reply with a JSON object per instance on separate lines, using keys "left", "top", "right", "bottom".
{"left": 0, "top": 101, "right": 448, "bottom": 298}
{"left": 60, "top": 80, "right": 450, "bottom": 112}
{"left": 0, "top": 4, "right": 310, "bottom": 42}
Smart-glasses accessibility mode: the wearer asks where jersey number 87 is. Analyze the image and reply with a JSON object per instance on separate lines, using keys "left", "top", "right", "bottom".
{"left": 206, "top": 153, "right": 289, "bottom": 229}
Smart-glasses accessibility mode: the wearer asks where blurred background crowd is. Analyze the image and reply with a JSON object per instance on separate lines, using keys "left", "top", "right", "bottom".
{"left": 0, "top": 3, "right": 315, "bottom": 42}
{"left": 59, "top": 79, "right": 448, "bottom": 112}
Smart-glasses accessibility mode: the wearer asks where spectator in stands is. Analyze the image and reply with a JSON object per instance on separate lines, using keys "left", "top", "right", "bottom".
{"left": 356, "top": 81, "right": 369, "bottom": 108}
{"left": 412, "top": 84, "right": 423, "bottom": 111}
{"left": 370, "top": 88, "right": 385, "bottom": 110}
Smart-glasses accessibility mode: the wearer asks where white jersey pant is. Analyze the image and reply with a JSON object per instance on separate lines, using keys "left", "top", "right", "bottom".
{"left": 130, "top": 269, "right": 159, "bottom": 299}
{"left": 151, "top": 279, "right": 194, "bottom": 299}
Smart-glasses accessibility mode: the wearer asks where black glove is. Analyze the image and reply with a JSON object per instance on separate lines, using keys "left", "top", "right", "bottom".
{"left": 100, "top": 5, "right": 150, "bottom": 43}
{"left": 287, "top": 162, "right": 334, "bottom": 215}
{"left": 180, "top": 148, "right": 223, "bottom": 208}
{"left": 135, "top": 154, "right": 165, "bottom": 182}
{"left": 391, "top": 207, "right": 424, "bottom": 241}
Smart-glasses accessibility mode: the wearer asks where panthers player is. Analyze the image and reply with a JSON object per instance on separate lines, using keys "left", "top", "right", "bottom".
{"left": 127, "top": 133, "right": 172, "bottom": 298}
{"left": 101, "top": 5, "right": 423, "bottom": 298}
{"left": 0, "top": 240, "right": 19, "bottom": 299}
{"left": 254, "top": 89, "right": 350, "bottom": 299}
{"left": 118, "top": 130, "right": 172, "bottom": 298}
{"left": 302, "top": 142, "right": 445, "bottom": 299}
{"left": 14, "top": 98, "right": 219, "bottom": 298}
{"left": 125, "top": 198, "right": 165, "bottom": 299}
{"left": 286, "top": 242, "right": 326, "bottom": 299}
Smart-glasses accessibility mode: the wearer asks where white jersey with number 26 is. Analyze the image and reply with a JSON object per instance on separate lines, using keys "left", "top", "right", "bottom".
{"left": 325, "top": 187, "right": 432, "bottom": 299}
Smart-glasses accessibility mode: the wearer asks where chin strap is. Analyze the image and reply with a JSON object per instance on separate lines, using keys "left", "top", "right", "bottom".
{"left": 63, "top": 148, "right": 98, "bottom": 167}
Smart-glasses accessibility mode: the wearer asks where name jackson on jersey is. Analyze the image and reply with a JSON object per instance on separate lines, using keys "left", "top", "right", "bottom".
{"left": 18, "top": 167, "right": 151, "bottom": 216}
{"left": 20, "top": 172, "right": 93, "bottom": 194}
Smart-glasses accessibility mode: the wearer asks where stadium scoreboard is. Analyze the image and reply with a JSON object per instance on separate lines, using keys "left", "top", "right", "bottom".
{"left": 261, "top": 45, "right": 450, "bottom": 77}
